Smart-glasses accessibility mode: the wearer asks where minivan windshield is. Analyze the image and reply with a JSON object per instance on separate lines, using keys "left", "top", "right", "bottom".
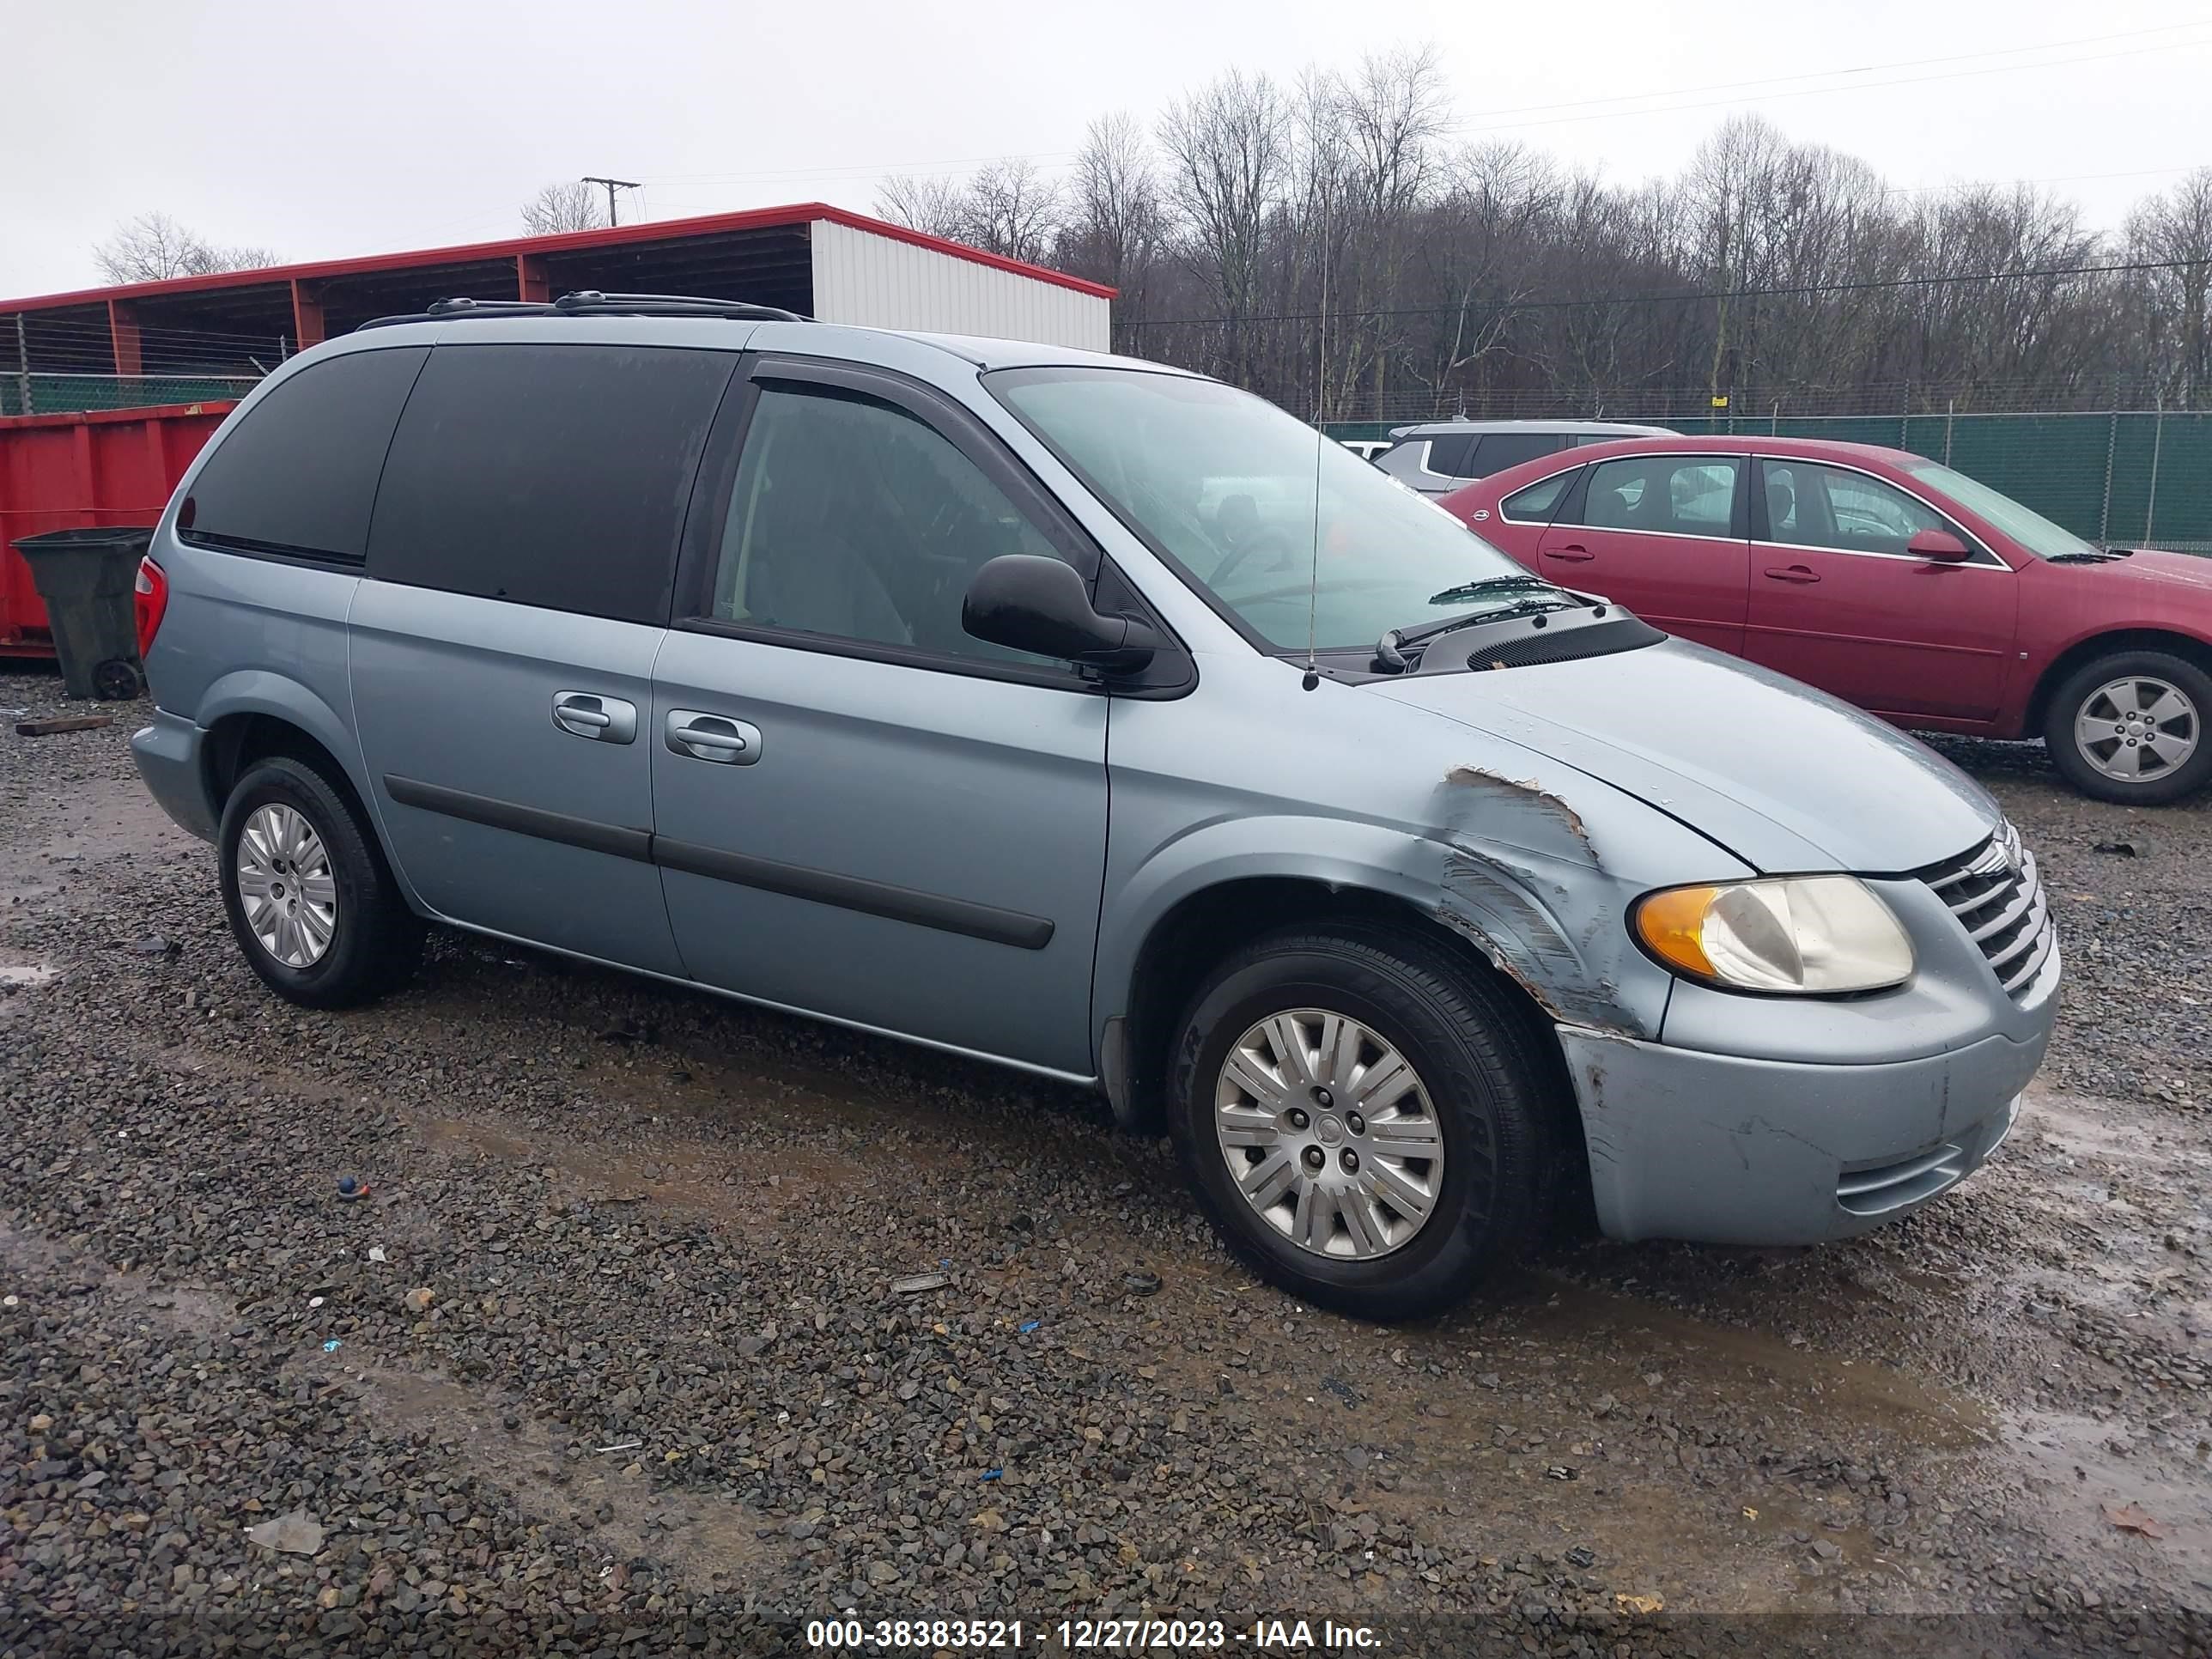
{"left": 1898, "top": 459, "right": 2097, "bottom": 560}
{"left": 988, "top": 367, "right": 1563, "bottom": 651}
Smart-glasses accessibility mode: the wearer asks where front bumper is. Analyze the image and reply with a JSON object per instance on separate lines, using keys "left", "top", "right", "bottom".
{"left": 130, "top": 709, "right": 218, "bottom": 843}
{"left": 1558, "top": 1023, "right": 2047, "bottom": 1245}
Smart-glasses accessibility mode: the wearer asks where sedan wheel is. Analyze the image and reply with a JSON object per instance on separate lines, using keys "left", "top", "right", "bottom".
{"left": 2044, "top": 650, "right": 2212, "bottom": 805}
{"left": 2072, "top": 674, "right": 2198, "bottom": 785}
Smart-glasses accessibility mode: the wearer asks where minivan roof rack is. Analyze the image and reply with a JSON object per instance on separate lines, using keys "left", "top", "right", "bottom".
{"left": 359, "top": 290, "right": 811, "bottom": 329}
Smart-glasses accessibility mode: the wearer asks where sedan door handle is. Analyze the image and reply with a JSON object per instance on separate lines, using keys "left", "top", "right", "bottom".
{"left": 665, "top": 709, "right": 763, "bottom": 766}
{"left": 551, "top": 690, "right": 637, "bottom": 743}
{"left": 1764, "top": 565, "right": 1822, "bottom": 585}
{"left": 1544, "top": 544, "right": 1595, "bottom": 562}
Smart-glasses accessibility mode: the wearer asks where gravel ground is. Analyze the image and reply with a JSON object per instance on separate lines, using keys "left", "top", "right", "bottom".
{"left": 2, "top": 671, "right": 2208, "bottom": 1657}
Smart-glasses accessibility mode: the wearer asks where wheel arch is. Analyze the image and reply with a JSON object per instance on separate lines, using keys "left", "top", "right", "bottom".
{"left": 196, "top": 673, "right": 416, "bottom": 906}
{"left": 1103, "top": 861, "right": 1577, "bottom": 1158}
{"left": 2026, "top": 628, "right": 2212, "bottom": 736}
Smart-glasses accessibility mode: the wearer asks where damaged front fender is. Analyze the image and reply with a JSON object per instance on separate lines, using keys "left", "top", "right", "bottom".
{"left": 1423, "top": 760, "right": 1726, "bottom": 1040}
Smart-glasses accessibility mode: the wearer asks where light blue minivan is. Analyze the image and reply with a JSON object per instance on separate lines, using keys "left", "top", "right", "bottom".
{"left": 131, "top": 295, "right": 2057, "bottom": 1318}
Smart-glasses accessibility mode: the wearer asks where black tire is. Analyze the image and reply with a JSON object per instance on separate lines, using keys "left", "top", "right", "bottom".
{"left": 93, "top": 658, "right": 143, "bottom": 701}
{"left": 2041, "top": 649, "right": 2212, "bottom": 805}
{"left": 216, "top": 756, "right": 423, "bottom": 1008}
{"left": 1167, "top": 923, "right": 1564, "bottom": 1322}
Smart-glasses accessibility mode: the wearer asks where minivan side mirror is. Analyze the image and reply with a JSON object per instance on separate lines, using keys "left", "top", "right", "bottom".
{"left": 1908, "top": 527, "right": 1972, "bottom": 562}
{"left": 963, "top": 555, "right": 1160, "bottom": 673}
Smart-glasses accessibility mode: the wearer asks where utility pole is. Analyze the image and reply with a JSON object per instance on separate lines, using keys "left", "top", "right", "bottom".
{"left": 581, "top": 177, "right": 641, "bottom": 228}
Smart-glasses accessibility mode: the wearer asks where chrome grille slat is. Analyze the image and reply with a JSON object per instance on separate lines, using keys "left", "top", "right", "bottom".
{"left": 1965, "top": 865, "right": 2039, "bottom": 942}
{"left": 1916, "top": 826, "right": 2055, "bottom": 1006}
{"left": 1984, "top": 887, "right": 2049, "bottom": 969}
{"left": 2002, "top": 923, "right": 2057, "bottom": 994}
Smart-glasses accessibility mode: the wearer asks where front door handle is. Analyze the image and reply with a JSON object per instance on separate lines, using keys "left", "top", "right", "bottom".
{"left": 1764, "top": 565, "right": 1821, "bottom": 585}
{"left": 665, "top": 709, "right": 763, "bottom": 766}
{"left": 551, "top": 691, "right": 637, "bottom": 743}
{"left": 1544, "top": 544, "right": 1595, "bottom": 562}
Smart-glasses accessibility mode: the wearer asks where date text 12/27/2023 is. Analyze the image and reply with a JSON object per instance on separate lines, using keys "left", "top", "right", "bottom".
{"left": 804, "top": 1617, "right": 1385, "bottom": 1650}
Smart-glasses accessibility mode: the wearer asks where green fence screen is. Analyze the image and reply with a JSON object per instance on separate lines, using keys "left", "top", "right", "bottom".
{"left": 0, "top": 374, "right": 260, "bottom": 418}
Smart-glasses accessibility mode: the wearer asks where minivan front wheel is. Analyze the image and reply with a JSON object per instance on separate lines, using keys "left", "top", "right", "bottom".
{"left": 2043, "top": 650, "right": 2212, "bottom": 805}
{"left": 1168, "top": 925, "right": 1559, "bottom": 1320}
{"left": 217, "top": 757, "right": 422, "bottom": 1007}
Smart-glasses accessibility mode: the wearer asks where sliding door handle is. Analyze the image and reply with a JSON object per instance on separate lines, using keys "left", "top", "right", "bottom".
{"left": 551, "top": 691, "right": 637, "bottom": 743}
{"left": 665, "top": 709, "right": 763, "bottom": 766}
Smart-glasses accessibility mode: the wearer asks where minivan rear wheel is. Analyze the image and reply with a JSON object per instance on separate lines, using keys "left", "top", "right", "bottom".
{"left": 217, "top": 757, "right": 422, "bottom": 1007}
{"left": 2043, "top": 649, "right": 2212, "bottom": 805}
{"left": 1167, "top": 924, "right": 1559, "bottom": 1320}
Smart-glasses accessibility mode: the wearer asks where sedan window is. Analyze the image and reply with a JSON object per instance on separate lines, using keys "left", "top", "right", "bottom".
{"left": 1578, "top": 456, "right": 1741, "bottom": 537}
{"left": 1499, "top": 468, "right": 1580, "bottom": 523}
{"left": 1762, "top": 461, "right": 1950, "bottom": 557}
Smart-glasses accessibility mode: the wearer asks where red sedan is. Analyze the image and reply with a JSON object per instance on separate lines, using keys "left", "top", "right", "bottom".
{"left": 1440, "top": 434, "right": 2212, "bottom": 805}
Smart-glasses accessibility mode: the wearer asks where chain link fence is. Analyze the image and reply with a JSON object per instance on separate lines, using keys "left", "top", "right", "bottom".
{"left": 0, "top": 374, "right": 260, "bottom": 418}
{"left": 1326, "top": 408, "right": 2212, "bottom": 554}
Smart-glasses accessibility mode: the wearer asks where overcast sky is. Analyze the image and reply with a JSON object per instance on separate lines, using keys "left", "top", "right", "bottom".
{"left": 3, "top": 0, "right": 2206, "bottom": 299}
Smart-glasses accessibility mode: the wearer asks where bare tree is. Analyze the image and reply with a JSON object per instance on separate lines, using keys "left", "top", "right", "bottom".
{"left": 1060, "top": 114, "right": 1164, "bottom": 348}
{"left": 876, "top": 174, "right": 969, "bottom": 240}
{"left": 1157, "top": 69, "right": 1291, "bottom": 385}
{"left": 521, "top": 181, "right": 610, "bottom": 236}
{"left": 94, "top": 212, "right": 276, "bottom": 284}
{"left": 1333, "top": 46, "right": 1449, "bottom": 414}
{"left": 1014, "top": 55, "right": 2187, "bottom": 419}
{"left": 960, "top": 159, "right": 1064, "bottom": 264}
{"left": 2127, "top": 168, "right": 2212, "bottom": 407}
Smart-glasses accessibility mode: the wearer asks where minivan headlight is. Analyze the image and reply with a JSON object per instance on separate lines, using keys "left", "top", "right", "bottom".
{"left": 1633, "top": 877, "right": 1912, "bottom": 994}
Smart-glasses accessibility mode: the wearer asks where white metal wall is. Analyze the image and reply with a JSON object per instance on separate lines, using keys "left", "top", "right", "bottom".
{"left": 810, "top": 220, "right": 1110, "bottom": 351}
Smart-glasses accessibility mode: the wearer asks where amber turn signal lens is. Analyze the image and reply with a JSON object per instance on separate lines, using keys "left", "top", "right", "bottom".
{"left": 1633, "top": 885, "right": 1722, "bottom": 979}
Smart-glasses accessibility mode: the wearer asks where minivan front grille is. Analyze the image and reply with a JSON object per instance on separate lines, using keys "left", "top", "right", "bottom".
{"left": 1916, "top": 822, "right": 2057, "bottom": 1003}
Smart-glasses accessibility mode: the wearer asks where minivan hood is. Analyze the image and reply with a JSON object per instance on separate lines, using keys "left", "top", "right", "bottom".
{"left": 1371, "top": 639, "right": 2000, "bottom": 873}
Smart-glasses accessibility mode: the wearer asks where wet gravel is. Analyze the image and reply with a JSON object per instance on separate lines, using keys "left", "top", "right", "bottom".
{"left": 2, "top": 672, "right": 2209, "bottom": 1656}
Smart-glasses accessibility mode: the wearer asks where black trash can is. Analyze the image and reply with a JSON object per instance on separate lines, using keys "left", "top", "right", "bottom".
{"left": 10, "top": 526, "right": 156, "bottom": 700}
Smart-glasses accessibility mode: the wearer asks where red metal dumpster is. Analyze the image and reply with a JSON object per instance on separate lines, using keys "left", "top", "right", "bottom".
{"left": 0, "top": 401, "right": 234, "bottom": 658}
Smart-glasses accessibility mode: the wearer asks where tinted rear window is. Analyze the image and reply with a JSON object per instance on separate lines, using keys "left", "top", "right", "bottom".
{"left": 1469, "top": 433, "right": 1566, "bottom": 476}
{"left": 1423, "top": 434, "right": 1476, "bottom": 477}
{"left": 366, "top": 343, "right": 735, "bottom": 624}
{"left": 181, "top": 347, "right": 428, "bottom": 562}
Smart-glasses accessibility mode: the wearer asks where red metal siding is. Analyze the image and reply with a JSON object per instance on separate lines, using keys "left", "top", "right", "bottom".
{"left": 0, "top": 402, "right": 232, "bottom": 653}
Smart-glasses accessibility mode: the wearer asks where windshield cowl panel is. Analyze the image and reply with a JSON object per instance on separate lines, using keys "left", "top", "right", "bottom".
{"left": 986, "top": 366, "right": 1552, "bottom": 652}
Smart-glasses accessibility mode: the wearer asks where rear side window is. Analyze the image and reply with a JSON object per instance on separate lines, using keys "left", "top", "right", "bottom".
{"left": 180, "top": 347, "right": 428, "bottom": 563}
{"left": 1580, "top": 456, "right": 1741, "bottom": 537}
{"left": 1422, "top": 434, "right": 1475, "bottom": 477}
{"left": 1468, "top": 433, "right": 1565, "bottom": 476}
{"left": 1500, "top": 468, "right": 1579, "bottom": 523}
{"left": 366, "top": 343, "right": 735, "bottom": 624}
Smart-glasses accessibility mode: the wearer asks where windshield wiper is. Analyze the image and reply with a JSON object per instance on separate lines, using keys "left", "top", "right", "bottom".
{"left": 1362, "top": 592, "right": 1592, "bottom": 677}
{"left": 2045, "top": 549, "right": 2133, "bottom": 563}
{"left": 1425, "top": 574, "right": 1556, "bottom": 606}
